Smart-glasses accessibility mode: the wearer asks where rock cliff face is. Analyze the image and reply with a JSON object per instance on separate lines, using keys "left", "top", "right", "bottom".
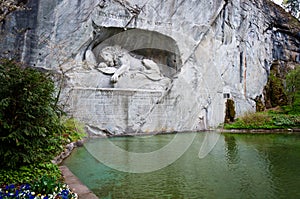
{"left": 1, "top": 0, "right": 299, "bottom": 134}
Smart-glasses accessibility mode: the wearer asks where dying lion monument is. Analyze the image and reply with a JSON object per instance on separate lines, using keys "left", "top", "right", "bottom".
{"left": 96, "top": 45, "right": 164, "bottom": 83}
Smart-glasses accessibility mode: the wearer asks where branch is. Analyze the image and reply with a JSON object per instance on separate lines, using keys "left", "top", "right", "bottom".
{"left": 0, "top": 0, "right": 28, "bottom": 23}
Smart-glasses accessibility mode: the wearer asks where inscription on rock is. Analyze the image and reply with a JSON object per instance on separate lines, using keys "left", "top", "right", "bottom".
{"left": 70, "top": 88, "right": 174, "bottom": 133}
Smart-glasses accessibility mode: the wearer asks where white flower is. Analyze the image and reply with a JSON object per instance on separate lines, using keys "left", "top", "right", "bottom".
{"left": 48, "top": 194, "right": 54, "bottom": 199}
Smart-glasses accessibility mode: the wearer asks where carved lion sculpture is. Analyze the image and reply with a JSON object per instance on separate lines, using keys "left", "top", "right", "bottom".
{"left": 97, "top": 45, "right": 162, "bottom": 82}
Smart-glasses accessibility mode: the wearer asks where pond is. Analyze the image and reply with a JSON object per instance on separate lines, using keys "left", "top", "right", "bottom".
{"left": 63, "top": 132, "right": 300, "bottom": 198}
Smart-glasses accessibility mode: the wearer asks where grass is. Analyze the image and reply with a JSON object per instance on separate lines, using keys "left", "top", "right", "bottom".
{"left": 224, "top": 108, "right": 300, "bottom": 130}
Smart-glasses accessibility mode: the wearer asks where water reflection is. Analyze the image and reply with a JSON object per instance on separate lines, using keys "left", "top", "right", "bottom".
{"left": 63, "top": 133, "right": 300, "bottom": 198}
{"left": 198, "top": 131, "right": 220, "bottom": 158}
{"left": 224, "top": 135, "right": 239, "bottom": 164}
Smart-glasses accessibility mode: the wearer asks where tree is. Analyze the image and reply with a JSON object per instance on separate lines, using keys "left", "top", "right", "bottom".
{"left": 282, "top": 0, "right": 300, "bottom": 19}
{"left": 285, "top": 66, "right": 300, "bottom": 113}
{"left": 0, "top": 59, "right": 65, "bottom": 169}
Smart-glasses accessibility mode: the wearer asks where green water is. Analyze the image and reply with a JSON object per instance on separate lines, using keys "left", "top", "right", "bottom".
{"left": 63, "top": 132, "right": 300, "bottom": 199}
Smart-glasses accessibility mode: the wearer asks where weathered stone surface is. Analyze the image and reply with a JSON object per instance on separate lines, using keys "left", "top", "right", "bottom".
{"left": 59, "top": 166, "right": 98, "bottom": 199}
{"left": 0, "top": 0, "right": 299, "bottom": 134}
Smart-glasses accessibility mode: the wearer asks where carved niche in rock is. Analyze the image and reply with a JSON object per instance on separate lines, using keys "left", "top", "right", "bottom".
{"left": 86, "top": 45, "right": 171, "bottom": 90}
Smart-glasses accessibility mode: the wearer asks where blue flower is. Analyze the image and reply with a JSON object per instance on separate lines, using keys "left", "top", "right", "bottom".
{"left": 61, "top": 190, "right": 69, "bottom": 195}
{"left": 25, "top": 184, "right": 31, "bottom": 190}
{"left": 8, "top": 184, "right": 15, "bottom": 189}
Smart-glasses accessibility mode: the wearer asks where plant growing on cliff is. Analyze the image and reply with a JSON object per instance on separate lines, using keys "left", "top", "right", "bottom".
{"left": 285, "top": 66, "right": 300, "bottom": 114}
{"left": 0, "top": 59, "right": 64, "bottom": 169}
{"left": 264, "top": 62, "right": 288, "bottom": 108}
{"left": 224, "top": 99, "right": 236, "bottom": 123}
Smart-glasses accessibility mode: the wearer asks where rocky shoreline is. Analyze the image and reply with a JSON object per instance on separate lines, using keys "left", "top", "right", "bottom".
{"left": 52, "top": 139, "right": 86, "bottom": 165}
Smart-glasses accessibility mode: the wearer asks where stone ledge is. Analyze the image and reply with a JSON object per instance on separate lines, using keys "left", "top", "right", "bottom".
{"left": 59, "top": 166, "right": 98, "bottom": 199}
{"left": 72, "top": 87, "right": 165, "bottom": 93}
{"left": 219, "top": 128, "right": 300, "bottom": 133}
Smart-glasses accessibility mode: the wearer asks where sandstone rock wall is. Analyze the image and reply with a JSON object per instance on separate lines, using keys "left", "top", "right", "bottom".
{"left": 1, "top": 0, "right": 299, "bottom": 134}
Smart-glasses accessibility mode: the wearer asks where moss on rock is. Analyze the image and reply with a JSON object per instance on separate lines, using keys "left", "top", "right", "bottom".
{"left": 264, "top": 61, "right": 288, "bottom": 109}
{"left": 224, "top": 99, "right": 236, "bottom": 124}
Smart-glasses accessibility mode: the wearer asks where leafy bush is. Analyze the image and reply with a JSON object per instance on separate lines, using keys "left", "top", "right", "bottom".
{"left": 31, "top": 176, "right": 63, "bottom": 195}
{"left": 0, "top": 59, "right": 65, "bottom": 169}
{"left": 285, "top": 66, "right": 300, "bottom": 114}
{"left": 0, "top": 117, "right": 87, "bottom": 184}
{"left": 224, "top": 112, "right": 274, "bottom": 129}
{"left": 61, "top": 117, "right": 86, "bottom": 144}
{"left": 272, "top": 114, "right": 300, "bottom": 127}
{"left": 240, "top": 112, "right": 272, "bottom": 127}
{"left": 0, "top": 163, "right": 61, "bottom": 185}
{"left": 224, "top": 111, "right": 300, "bottom": 129}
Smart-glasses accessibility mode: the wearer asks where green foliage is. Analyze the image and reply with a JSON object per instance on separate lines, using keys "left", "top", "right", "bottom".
{"left": 268, "top": 73, "right": 288, "bottom": 107}
{"left": 264, "top": 62, "right": 288, "bottom": 109}
{"left": 0, "top": 59, "right": 86, "bottom": 196}
{"left": 224, "top": 111, "right": 300, "bottom": 129}
{"left": 0, "top": 163, "right": 61, "bottom": 185}
{"left": 285, "top": 66, "right": 300, "bottom": 114}
{"left": 62, "top": 117, "right": 86, "bottom": 143}
{"left": 0, "top": 59, "right": 65, "bottom": 169}
{"left": 273, "top": 115, "right": 293, "bottom": 126}
{"left": 31, "top": 175, "right": 62, "bottom": 195}
{"left": 0, "top": 117, "right": 87, "bottom": 185}
{"left": 224, "top": 112, "right": 274, "bottom": 129}
{"left": 227, "top": 65, "right": 300, "bottom": 130}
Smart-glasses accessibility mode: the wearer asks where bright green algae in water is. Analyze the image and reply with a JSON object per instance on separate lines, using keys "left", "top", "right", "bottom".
{"left": 63, "top": 133, "right": 300, "bottom": 198}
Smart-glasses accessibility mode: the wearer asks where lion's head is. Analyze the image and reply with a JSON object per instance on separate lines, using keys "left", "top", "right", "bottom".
{"left": 100, "top": 45, "right": 127, "bottom": 66}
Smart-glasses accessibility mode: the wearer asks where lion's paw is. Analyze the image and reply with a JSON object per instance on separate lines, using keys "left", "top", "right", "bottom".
{"left": 111, "top": 74, "right": 119, "bottom": 82}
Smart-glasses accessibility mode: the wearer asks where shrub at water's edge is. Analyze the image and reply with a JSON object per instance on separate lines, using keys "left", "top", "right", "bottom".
{"left": 0, "top": 117, "right": 86, "bottom": 184}
{"left": 0, "top": 59, "right": 65, "bottom": 169}
{"left": 224, "top": 65, "right": 300, "bottom": 130}
{"left": 224, "top": 111, "right": 300, "bottom": 129}
{"left": 0, "top": 59, "right": 86, "bottom": 196}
